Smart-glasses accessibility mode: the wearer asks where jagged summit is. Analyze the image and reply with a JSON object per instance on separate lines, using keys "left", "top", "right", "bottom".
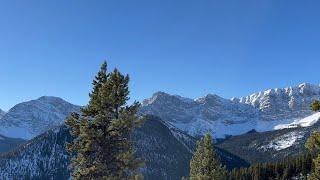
{"left": 297, "top": 82, "right": 320, "bottom": 95}
{"left": 142, "top": 91, "right": 194, "bottom": 106}
{"left": 239, "top": 82, "right": 320, "bottom": 120}
{"left": 142, "top": 91, "right": 171, "bottom": 105}
{"left": 195, "top": 94, "right": 225, "bottom": 105}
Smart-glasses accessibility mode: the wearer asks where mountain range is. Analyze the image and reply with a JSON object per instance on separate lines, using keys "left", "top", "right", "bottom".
{"left": 1, "top": 83, "right": 319, "bottom": 140}
{"left": 0, "top": 82, "right": 320, "bottom": 179}
{"left": 140, "top": 83, "right": 320, "bottom": 138}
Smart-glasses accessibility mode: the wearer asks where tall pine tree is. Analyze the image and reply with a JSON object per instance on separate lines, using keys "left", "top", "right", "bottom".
{"left": 189, "top": 133, "right": 226, "bottom": 180}
{"left": 306, "top": 100, "right": 320, "bottom": 180}
{"left": 66, "top": 62, "right": 144, "bottom": 180}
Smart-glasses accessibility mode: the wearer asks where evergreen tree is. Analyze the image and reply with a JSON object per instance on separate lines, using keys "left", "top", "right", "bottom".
{"left": 305, "top": 100, "right": 320, "bottom": 180}
{"left": 189, "top": 133, "right": 226, "bottom": 180}
{"left": 306, "top": 132, "right": 320, "bottom": 180}
{"left": 308, "top": 156, "right": 320, "bottom": 180}
{"left": 65, "top": 62, "right": 144, "bottom": 180}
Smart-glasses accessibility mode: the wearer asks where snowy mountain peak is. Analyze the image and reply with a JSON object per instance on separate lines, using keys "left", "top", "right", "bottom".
{"left": 142, "top": 91, "right": 168, "bottom": 105}
{"left": 195, "top": 94, "right": 225, "bottom": 106}
{"left": 142, "top": 91, "right": 193, "bottom": 106}
{"left": 0, "top": 96, "right": 80, "bottom": 139}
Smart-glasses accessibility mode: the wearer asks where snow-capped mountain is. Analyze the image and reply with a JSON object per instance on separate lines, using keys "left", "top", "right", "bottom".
{"left": 1, "top": 83, "right": 318, "bottom": 140}
{"left": 140, "top": 83, "right": 320, "bottom": 138}
{"left": 0, "top": 96, "right": 80, "bottom": 140}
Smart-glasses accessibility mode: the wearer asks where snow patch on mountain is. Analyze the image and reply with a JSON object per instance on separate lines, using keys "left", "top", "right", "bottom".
{"left": 259, "top": 131, "right": 305, "bottom": 151}
{"left": 275, "top": 112, "right": 320, "bottom": 130}
{"left": 171, "top": 116, "right": 302, "bottom": 138}
{"left": 171, "top": 118, "right": 256, "bottom": 138}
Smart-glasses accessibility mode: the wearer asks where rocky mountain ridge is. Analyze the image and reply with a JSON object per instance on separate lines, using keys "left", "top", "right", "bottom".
{"left": 140, "top": 83, "right": 320, "bottom": 138}
{"left": 238, "top": 83, "right": 320, "bottom": 120}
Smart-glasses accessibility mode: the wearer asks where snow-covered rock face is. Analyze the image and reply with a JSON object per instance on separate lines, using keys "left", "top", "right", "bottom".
{"left": 141, "top": 92, "right": 260, "bottom": 124}
{"left": 140, "top": 83, "right": 320, "bottom": 138}
{"left": 259, "top": 131, "right": 305, "bottom": 151}
{"left": 275, "top": 112, "right": 320, "bottom": 130}
{"left": 140, "top": 92, "right": 261, "bottom": 137}
{"left": 0, "top": 96, "right": 80, "bottom": 140}
{"left": 239, "top": 83, "right": 320, "bottom": 120}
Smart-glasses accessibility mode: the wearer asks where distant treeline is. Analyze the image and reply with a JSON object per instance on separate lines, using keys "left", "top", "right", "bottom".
{"left": 228, "top": 153, "right": 314, "bottom": 180}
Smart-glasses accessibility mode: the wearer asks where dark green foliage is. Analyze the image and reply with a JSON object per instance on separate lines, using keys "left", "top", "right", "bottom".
{"left": 228, "top": 153, "right": 313, "bottom": 180}
{"left": 66, "top": 62, "right": 144, "bottom": 180}
{"left": 189, "top": 133, "right": 227, "bottom": 180}
{"left": 310, "top": 100, "right": 320, "bottom": 112}
{"left": 306, "top": 132, "right": 320, "bottom": 180}
{"left": 308, "top": 155, "right": 320, "bottom": 180}
{"left": 215, "top": 147, "right": 250, "bottom": 170}
{"left": 306, "top": 101, "right": 320, "bottom": 179}
{"left": 306, "top": 132, "right": 320, "bottom": 153}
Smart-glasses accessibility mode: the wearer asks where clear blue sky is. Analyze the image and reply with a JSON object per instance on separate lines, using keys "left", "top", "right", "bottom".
{"left": 1, "top": 0, "right": 320, "bottom": 111}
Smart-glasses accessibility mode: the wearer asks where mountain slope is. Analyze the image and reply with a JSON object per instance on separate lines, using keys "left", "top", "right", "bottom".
{"left": 217, "top": 121, "right": 320, "bottom": 164}
{"left": 0, "top": 135, "right": 26, "bottom": 154}
{"left": 0, "top": 109, "right": 5, "bottom": 119}
{"left": 0, "top": 116, "right": 248, "bottom": 180}
{"left": 140, "top": 83, "right": 320, "bottom": 138}
{"left": 0, "top": 96, "right": 80, "bottom": 139}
